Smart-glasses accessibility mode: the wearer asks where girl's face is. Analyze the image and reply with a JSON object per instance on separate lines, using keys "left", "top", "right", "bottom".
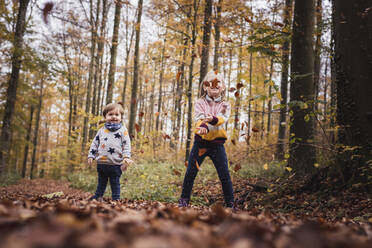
{"left": 203, "top": 78, "right": 225, "bottom": 98}
{"left": 105, "top": 108, "right": 122, "bottom": 124}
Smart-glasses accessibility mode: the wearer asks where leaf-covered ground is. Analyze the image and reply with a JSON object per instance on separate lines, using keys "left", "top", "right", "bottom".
{"left": 0, "top": 179, "right": 371, "bottom": 248}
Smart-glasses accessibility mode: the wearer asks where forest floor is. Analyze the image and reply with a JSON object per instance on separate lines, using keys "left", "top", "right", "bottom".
{"left": 0, "top": 178, "right": 371, "bottom": 248}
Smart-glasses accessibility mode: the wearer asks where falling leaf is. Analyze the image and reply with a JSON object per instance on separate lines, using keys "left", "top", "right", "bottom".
{"left": 252, "top": 127, "right": 259, "bottom": 132}
{"left": 211, "top": 78, "right": 219, "bottom": 88}
{"left": 234, "top": 164, "right": 242, "bottom": 172}
{"left": 155, "top": 112, "right": 160, "bottom": 116}
{"left": 274, "top": 22, "right": 284, "bottom": 27}
{"left": 176, "top": 72, "right": 182, "bottom": 81}
{"left": 234, "top": 91, "right": 240, "bottom": 97}
{"left": 237, "top": 82, "right": 244, "bottom": 89}
{"left": 263, "top": 163, "right": 268, "bottom": 170}
{"left": 42, "top": 2, "right": 54, "bottom": 24}
{"left": 195, "top": 160, "right": 200, "bottom": 171}
{"left": 222, "top": 37, "right": 233, "bottom": 42}
{"left": 241, "top": 122, "right": 245, "bottom": 130}
{"left": 145, "top": 78, "right": 149, "bottom": 83}
{"left": 184, "top": 161, "right": 188, "bottom": 167}
{"left": 229, "top": 87, "right": 236, "bottom": 92}
{"left": 198, "top": 148, "right": 207, "bottom": 157}
{"left": 135, "top": 123, "right": 141, "bottom": 133}
{"left": 138, "top": 112, "right": 144, "bottom": 117}
{"left": 214, "top": 70, "right": 218, "bottom": 74}
{"left": 162, "top": 134, "right": 171, "bottom": 140}
{"left": 244, "top": 17, "right": 253, "bottom": 23}
{"left": 231, "top": 139, "right": 236, "bottom": 145}
{"left": 173, "top": 169, "right": 181, "bottom": 176}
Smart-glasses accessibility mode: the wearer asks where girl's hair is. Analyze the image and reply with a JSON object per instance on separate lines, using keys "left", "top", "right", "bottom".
{"left": 199, "top": 70, "right": 226, "bottom": 99}
{"left": 103, "top": 102, "right": 124, "bottom": 117}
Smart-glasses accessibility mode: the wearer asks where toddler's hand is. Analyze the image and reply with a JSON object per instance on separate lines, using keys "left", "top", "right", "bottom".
{"left": 121, "top": 158, "right": 133, "bottom": 171}
{"left": 196, "top": 127, "right": 208, "bottom": 135}
{"left": 203, "top": 114, "right": 213, "bottom": 123}
{"left": 88, "top": 158, "right": 93, "bottom": 166}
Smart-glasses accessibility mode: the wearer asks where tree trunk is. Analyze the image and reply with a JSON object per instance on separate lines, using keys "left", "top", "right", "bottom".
{"left": 333, "top": 0, "right": 372, "bottom": 182}
{"left": 156, "top": 34, "right": 168, "bottom": 132}
{"left": 30, "top": 77, "right": 44, "bottom": 179}
{"left": 198, "top": 0, "right": 212, "bottom": 91}
{"left": 82, "top": 0, "right": 99, "bottom": 153}
{"left": 185, "top": 0, "right": 198, "bottom": 162}
{"left": 122, "top": 4, "right": 135, "bottom": 106}
{"left": 0, "top": 0, "right": 30, "bottom": 173}
{"left": 313, "top": 0, "right": 322, "bottom": 116}
{"left": 267, "top": 59, "right": 274, "bottom": 141}
{"left": 276, "top": 0, "right": 293, "bottom": 160}
{"left": 288, "top": 0, "right": 316, "bottom": 175}
{"left": 106, "top": 0, "right": 122, "bottom": 104}
{"left": 22, "top": 105, "right": 34, "bottom": 178}
{"left": 95, "top": 0, "right": 108, "bottom": 116}
{"left": 128, "top": 0, "right": 143, "bottom": 138}
{"left": 213, "top": 0, "right": 222, "bottom": 71}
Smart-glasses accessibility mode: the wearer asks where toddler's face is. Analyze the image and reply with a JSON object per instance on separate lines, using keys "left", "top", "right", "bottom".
{"left": 105, "top": 108, "right": 122, "bottom": 124}
{"left": 203, "top": 78, "right": 225, "bottom": 98}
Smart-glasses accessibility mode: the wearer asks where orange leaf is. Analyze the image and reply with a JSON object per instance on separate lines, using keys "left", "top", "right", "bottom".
{"left": 173, "top": 169, "right": 181, "bottom": 176}
{"left": 198, "top": 148, "right": 207, "bottom": 157}
{"left": 234, "top": 91, "right": 240, "bottom": 97}
{"left": 233, "top": 164, "right": 242, "bottom": 172}
{"left": 274, "top": 22, "right": 284, "bottom": 27}
{"left": 195, "top": 160, "right": 200, "bottom": 171}
{"left": 184, "top": 161, "right": 188, "bottom": 167}
{"left": 231, "top": 139, "right": 236, "bottom": 145}
{"left": 135, "top": 123, "right": 141, "bottom": 133}
{"left": 176, "top": 71, "right": 182, "bottom": 81}
{"left": 241, "top": 122, "right": 245, "bottom": 130}
{"left": 138, "top": 112, "right": 144, "bottom": 117}
{"left": 155, "top": 112, "right": 160, "bottom": 116}
{"left": 211, "top": 78, "right": 219, "bottom": 88}
{"left": 145, "top": 78, "right": 149, "bottom": 84}
{"left": 42, "top": 2, "right": 54, "bottom": 24}
{"left": 229, "top": 87, "right": 236, "bottom": 92}
{"left": 244, "top": 17, "right": 252, "bottom": 23}
{"left": 237, "top": 82, "right": 244, "bottom": 89}
{"left": 252, "top": 127, "right": 259, "bottom": 132}
{"left": 163, "top": 134, "right": 171, "bottom": 140}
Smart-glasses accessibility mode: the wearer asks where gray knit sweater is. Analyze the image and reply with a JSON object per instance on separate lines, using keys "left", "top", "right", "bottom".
{"left": 88, "top": 125, "right": 131, "bottom": 165}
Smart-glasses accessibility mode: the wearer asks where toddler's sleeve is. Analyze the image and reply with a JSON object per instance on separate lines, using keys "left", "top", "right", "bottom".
{"left": 121, "top": 127, "right": 131, "bottom": 158}
{"left": 88, "top": 129, "right": 100, "bottom": 159}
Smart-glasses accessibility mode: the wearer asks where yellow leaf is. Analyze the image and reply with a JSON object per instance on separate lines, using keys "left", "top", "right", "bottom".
{"left": 285, "top": 167, "right": 292, "bottom": 172}
{"left": 284, "top": 153, "right": 290, "bottom": 159}
{"left": 314, "top": 163, "right": 320, "bottom": 168}
{"left": 263, "top": 163, "right": 268, "bottom": 170}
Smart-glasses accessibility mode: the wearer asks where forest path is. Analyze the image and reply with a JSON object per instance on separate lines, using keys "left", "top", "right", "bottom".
{"left": 0, "top": 179, "right": 371, "bottom": 248}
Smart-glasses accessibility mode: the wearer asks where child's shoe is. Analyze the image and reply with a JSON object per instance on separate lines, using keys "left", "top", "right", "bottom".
{"left": 178, "top": 198, "right": 189, "bottom": 207}
{"left": 226, "top": 201, "right": 238, "bottom": 212}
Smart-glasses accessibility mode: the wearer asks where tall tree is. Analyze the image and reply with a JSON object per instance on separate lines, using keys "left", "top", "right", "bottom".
{"left": 0, "top": 0, "right": 30, "bottom": 174}
{"left": 213, "top": 0, "right": 222, "bottom": 71}
{"left": 22, "top": 104, "right": 34, "bottom": 178}
{"left": 82, "top": 0, "right": 99, "bottom": 152}
{"left": 333, "top": 0, "right": 372, "bottom": 182}
{"left": 30, "top": 75, "right": 45, "bottom": 179}
{"left": 185, "top": 0, "right": 198, "bottom": 161}
{"left": 106, "top": 0, "right": 122, "bottom": 104}
{"left": 128, "top": 0, "right": 143, "bottom": 138}
{"left": 199, "top": 0, "right": 212, "bottom": 88}
{"left": 288, "top": 0, "right": 316, "bottom": 174}
{"left": 313, "top": 0, "right": 322, "bottom": 114}
{"left": 276, "top": 0, "right": 293, "bottom": 160}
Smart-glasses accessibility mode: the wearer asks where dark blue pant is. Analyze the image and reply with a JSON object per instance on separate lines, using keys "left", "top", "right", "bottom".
{"left": 94, "top": 164, "right": 122, "bottom": 200}
{"left": 181, "top": 142, "right": 234, "bottom": 205}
